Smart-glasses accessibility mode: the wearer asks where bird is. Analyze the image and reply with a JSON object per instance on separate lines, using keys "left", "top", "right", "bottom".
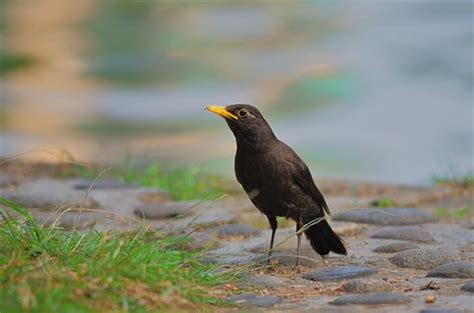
{"left": 205, "top": 104, "right": 347, "bottom": 267}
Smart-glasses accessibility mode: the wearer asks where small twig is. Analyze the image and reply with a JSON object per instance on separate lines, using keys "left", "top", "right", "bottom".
{"left": 420, "top": 281, "right": 440, "bottom": 291}
{"left": 74, "top": 167, "right": 114, "bottom": 231}
{"left": 0, "top": 148, "right": 89, "bottom": 167}
{"left": 155, "top": 193, "right": 226, "bottom": 232}
{"left": 67, "top": 234, "right": 85, "bottom": 256}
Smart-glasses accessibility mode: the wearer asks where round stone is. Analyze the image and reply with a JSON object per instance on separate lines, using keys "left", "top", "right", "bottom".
{"left": 460, "top": 280, "right": 474, "bottom": 292}
{"left": 330, "top": 292, "right": 410, "bottom": 305}
{"left": 217, "top": 224, "right": 261, "bottom": 238}
{"left": 134, "top": 202, "right": 196, "bottom": 219}
{"left": 373, "top": 242, "right": 418, "bottom": 253}
{"left": 389, "top": 249, "right": 457, "bottom": 270}
{"left": 342, "top": 279, "right": 391, "bottom": 293}
{"left": 303, "top": 266, "right": 377, "bottom": 282}
{"left": 2, "top": 178, "right": 98, "bottom": 209}
{"left": 426, "top": 261, "right": 474, "bottom": 278}
{"left": 371, "top": 226, "right": 435, "bottom": 243}
{"left": 73, "top": 179, "right": 137, "bottom": 189}
{"left": 332, "top": 208, "right": 437, "bottom": 225}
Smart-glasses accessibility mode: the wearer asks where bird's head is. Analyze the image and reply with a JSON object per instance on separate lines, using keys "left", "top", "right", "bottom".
{"left": 205, "top": 104, "right": 276, "bottom": 149}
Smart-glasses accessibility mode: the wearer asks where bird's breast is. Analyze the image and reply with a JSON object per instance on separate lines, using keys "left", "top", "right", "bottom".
{"left": 235, "top": 150, "right": 295, "bottom": 216}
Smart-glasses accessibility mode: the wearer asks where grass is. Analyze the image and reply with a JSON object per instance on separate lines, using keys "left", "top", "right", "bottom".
{"left": 0, "top": 51, "right": 32, "bottom": 76}
{"left": 67, "top": 162, "right": 231, "bottom": 201}
{"left": 0, "top": 197, "right": 239, "bottom": 312}
{"left": 370, "top": 197, "right": 396, "bottom": 208}
{"left": 432, "top": 173, "right": 474, "bottom": 188}
{"left": 435, "top": 206, "right": 474, "bottom": 219}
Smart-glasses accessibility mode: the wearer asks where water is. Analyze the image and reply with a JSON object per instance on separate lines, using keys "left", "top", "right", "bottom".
{"left": 0, "top": 1, "right": 472, "bottom": 185}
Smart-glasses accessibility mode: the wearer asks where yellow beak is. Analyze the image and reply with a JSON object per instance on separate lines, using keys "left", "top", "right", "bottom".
{"left": 205, "top": 105, "right": 238, "bottom": 120}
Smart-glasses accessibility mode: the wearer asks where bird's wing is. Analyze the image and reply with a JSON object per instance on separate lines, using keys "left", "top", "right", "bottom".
{"left": 294, "top": 160, "right": 331, "bottom": 215}
{"left": 282, "top": 144, "right": 331, "bottom": 215}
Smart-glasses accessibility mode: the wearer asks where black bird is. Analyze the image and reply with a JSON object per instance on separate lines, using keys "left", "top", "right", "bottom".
{"left": 206, "top": 104, "right": 347, "bottom": 266}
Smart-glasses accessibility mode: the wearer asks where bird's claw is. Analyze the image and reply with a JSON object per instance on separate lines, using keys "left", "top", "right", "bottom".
{"left": 294, "top": 263, "right": 302, "bottom": 273}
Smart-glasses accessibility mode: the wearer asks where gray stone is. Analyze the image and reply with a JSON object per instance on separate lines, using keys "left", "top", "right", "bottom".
{"left": 342, "top": 279, "right": 392, "bottom": 293}
{"left": 228, "top": 294, "right": 282, "bottom": 307}
{"left": 330, "top": 292, "right": 410, "bottom": 305}
{"left": 32, "top": 210, "right": 110, "bottom": 230}
{"left": 73, "top": 179, "right": 138, "bottom": 189}
{"left": 371, "top": 226, "right": 435, "bottom": 243}
{"left": 373, "top": 242, "right": 418, "bottom": 253}
{"left": 1, "top": 178, "right": 98, "bottom": 209}
{"left": 55, "top": 212, "right": 99, "bottom": 230}
{"left": 460, "top": 280, "right": 474, "bottom": 292}
{"left": 389, "top": 249, "right": 456, "bottom": 270}
{"left": 183, "top": 232, "right": 218, "bottom": 250}
{"left": 217, "top": 224, "right": 260, "bottom": 238}
{"left": 426, "top": 261, "right": 474, "bottom": 278}
{"left": 88, "top": 188, "right": 164, "bottom": 215}
{"left": 166, "top": 211, "right": 237, "bottom": 231}
{"left": 333, "top": 208, "right": 437, "bottom": 225}
{"left": 469, "top": 225, "right": 474, "bottom": 230}
{"left": 239, "top": 275, "right": 285, "bottom": 288}
{"left": 134, "top": 201, "right": 196, "bottom": 219}
{"left": 303, "top": 266, "right": 377, "bottom": 282}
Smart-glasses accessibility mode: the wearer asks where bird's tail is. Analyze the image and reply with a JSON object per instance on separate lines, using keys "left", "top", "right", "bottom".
{"left": 303, "top": 216, "right": 347, "bottom": 256}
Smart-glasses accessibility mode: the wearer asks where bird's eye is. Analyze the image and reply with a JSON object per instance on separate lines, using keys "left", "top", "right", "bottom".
{"left": 238, "top": 109, "right": 248, "bottom": 118}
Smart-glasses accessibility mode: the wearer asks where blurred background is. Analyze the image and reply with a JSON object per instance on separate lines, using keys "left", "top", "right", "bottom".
{"left": 0, "top": 0, "right": 472, "bottom": 185}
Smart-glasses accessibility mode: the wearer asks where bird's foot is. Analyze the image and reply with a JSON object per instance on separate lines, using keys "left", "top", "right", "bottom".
{"left": 294, "top": 263, "right": 302, "bottom": 273}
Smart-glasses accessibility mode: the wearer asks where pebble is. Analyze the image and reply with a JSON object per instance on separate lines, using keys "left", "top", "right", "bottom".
{"left": 34, "top": 211, "right": 99, "bottom": 230}
{"left": 332, "top": 208, "right": 437, "bottom": 225}
{"left": 227, "top": 294, "right": 282, "bottom": 307}
{"left": 1, "top": 178, "right": 98, "bottom": 209}
{"left": 87, "top": 188, "right": 161, "bottom": 214}
{"left": 134, "top": 201, "right": 196, "bottom": 219}
{"left": 371, "top": 226, "right": 435, "bottom": 243}
{"left": 303, "top": 266, "right": 377, "bottom": 282}
{"left": 182, "top": 232, "right": 219, "bottom": 250}
{"left": 330, "top": 292, "right": 410, "bottom": 305}
{"left": 342, "top": 279, "right": 392, "bottom": 293}
{"left": 177, "top": 211, "right": 237, "bottom": 228}
{"left": 73, "top": 179, "right": 138, "bottom": 189}
{"left": 426, "top": 261, "right": 474, "bottom": 278}
{"left": 373, "top": 242, "right": 418, "bottom": 253}
{"left": 460, "top": 280, "right": 474, "bottom": 292}
{"left": 389, "top": 249, "right": 456, "bottom": 270}
{"left": 425, "top": 295, "right": 436, "bottom": 303}
{"left": 55, "top": 212, "right": 99, "bottom": 230}
{"left": 217, "top": 223, "right": 261, "bottom": 238}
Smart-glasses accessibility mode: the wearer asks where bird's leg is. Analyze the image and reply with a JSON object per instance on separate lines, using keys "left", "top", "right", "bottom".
{"left": 295, "top": 217, "right": 303, "bottom": 271}
{"left": 266, "top": 215, "right": 278, "bottom": 263}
